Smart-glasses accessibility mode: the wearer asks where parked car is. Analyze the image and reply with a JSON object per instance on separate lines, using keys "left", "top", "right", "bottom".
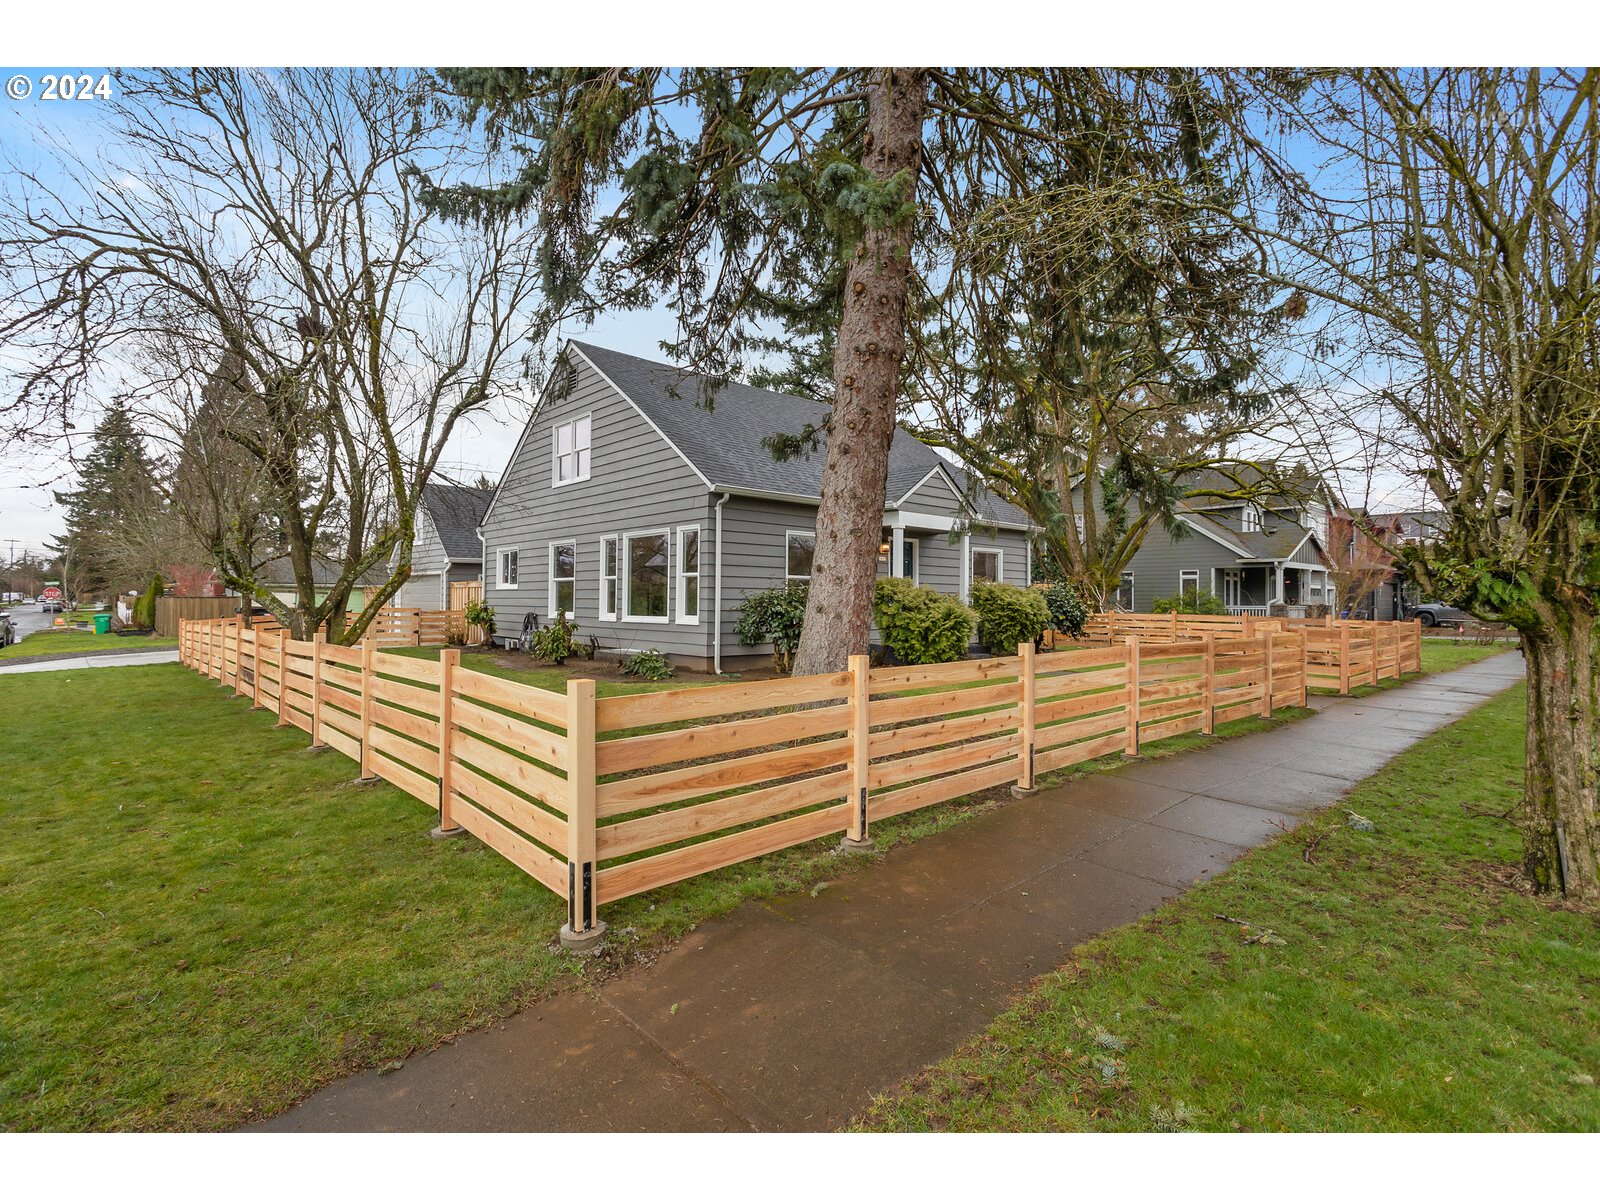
{"left": 0, "top": 609, "right": 15, "bottom": 646}
{"left": 1408, "top": 600, "right": 1469, "bottom": 627}
{"left": 42, "top": 599, "right": 63, "bottom": 614}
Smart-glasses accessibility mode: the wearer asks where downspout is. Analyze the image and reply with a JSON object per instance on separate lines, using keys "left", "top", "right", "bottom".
{"left": 713, "top": 491, "right": 730, "bottom": 674}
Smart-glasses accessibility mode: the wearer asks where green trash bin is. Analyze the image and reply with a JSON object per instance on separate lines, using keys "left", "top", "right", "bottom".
{"left": 93, "top": 613, "right": 112, "bottom": 635}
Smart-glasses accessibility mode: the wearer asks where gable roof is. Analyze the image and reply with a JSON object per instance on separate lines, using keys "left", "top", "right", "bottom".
{"left": 420, "top": 483, "right": 494, "bottom": 562}
{"left": 1179, "top": 509, "right": 1327, "bottom": 564}
{"left": 570, "top": 341, "right": 1031, "bottom": 529}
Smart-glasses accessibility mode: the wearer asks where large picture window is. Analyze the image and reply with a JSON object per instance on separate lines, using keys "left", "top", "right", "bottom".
{"left": 785, "top": 531, "right": 815, "bottom": 580}
{"left": 549, "top": 541, "right": 576, "bottom": 618}
{"left": 677, "top": 526, "right": 700, "bottom": 623}
{"left": 625, "top": 531, "right": 670, "bottom": 621}
{"left": 971, "top": 547, "right": 1002, "bottom": 585}
{"left": 497, "top": 547, "right": 519, "bottom": 588}
{"left": 600, "top": 536, "right": 618, "bottom": 621}
{"left": 553, "top": 415, "right": 591, "bottom": 486}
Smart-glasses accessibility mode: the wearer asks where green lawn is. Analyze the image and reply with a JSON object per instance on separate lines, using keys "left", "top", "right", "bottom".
{"left": 0, "top": 655, "right": 1320, "bottom": 1130}
{"left": 860, "top": 683, "right": 1600, "bottom": 1131}
{"left": 0, "top": 628, "right": 179, "bottom": 661}
{"left": 1418, "top": 637, "right": 1515, "bottom": 674}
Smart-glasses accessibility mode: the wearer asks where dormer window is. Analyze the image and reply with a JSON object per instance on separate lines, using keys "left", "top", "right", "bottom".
{"left": 1241, "top": 504, "right": 1262, "bottom": 533}
{"left": 553, "top": 415, "right": 591, "bottom": 486}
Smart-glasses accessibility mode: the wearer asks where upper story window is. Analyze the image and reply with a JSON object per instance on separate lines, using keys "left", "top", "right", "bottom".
{"left": 553, "top": 415, "right": 591, "bottom": 486}
{"left": 1241, "top": 504, "right": 1262, "bottom": 533}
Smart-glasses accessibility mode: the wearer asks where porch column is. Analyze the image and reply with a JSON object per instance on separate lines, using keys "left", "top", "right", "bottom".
{"left": 891, "top": 526, "right": 905, "bottom": 579}
{"left": 1275, "top": 564, "right": 1286, "bottom": 606}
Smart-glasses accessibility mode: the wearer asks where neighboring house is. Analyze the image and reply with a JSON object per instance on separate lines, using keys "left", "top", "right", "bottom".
{"left": 1333, "top": 507, "right": 1449, "bottom": 620}
{"left": 1077, "top": 466, "right": 1334, "bottom": 615}
{"left": 479, "top": 341, "right": 1035, "bottom": 671}
{"left": 254, "top": 555, "right": 386, "bottom": 613}
{"left": 390, "top": 482, "right": 494, "bottom": 610}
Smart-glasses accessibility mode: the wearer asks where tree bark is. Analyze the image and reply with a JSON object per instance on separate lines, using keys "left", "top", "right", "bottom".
{"left": 790, "top": 68, "right": 928, "bottom": 678}
{"left": 1521, "top": 612, "right": 1600, "bottom": 901}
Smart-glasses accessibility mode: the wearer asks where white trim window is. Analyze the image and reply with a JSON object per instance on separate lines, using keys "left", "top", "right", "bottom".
{"left": 877, "top": 534, "right": 919, "bottom": 582}
{"left": 552, "top": 415, "right": 592, "bottom": 486}
{"left": 676, "top": 526, "right": 701, "bottom": 624}
{"left": 496, "top": 546, "right": 519, "bottom": 589}
{"left": 549, "top": 541, "right": 576, "bottom": 618}
{"left": 624, "top": 530, "right": 671, "bottom": 622}
{"left": 1241, "top": 504, "right": 1262, "bottom": 533}
{"left": 785, "top": 531, "right": 816, "bottom": 581}
{"left": 1117, "top": 570, "right": 1135, "bottom": 611}
{"left": 600, "top": 536, "right": 619, "bottom": 621}
{"left": 970, "top": 547, "right": 1003, "bottom": 585}
{"left": 1180, "top": 569, "right": 1200, "bottom": 602}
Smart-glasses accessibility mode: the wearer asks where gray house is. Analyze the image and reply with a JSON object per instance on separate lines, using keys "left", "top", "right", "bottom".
{"left": 391, "top": 483, "right": 494, "bottom": 610}
{"left": 1106, "top": 470, "right": 1333, "bottom": 614}
{"left": 478, "top": 341, "right": 1034, "bottom": 671}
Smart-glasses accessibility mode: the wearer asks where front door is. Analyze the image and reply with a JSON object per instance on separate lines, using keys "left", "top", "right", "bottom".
{"left": 1221, "top": 569, "right": 1241, "bottom": 610}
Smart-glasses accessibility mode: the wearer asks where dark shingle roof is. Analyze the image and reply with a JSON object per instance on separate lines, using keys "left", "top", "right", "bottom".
{"left": 254, "top": 554, "right": 388, "bottom": 588}
{"left": 1182, "top": 510, "right": 1322, "bottom": 562}
{"left": 1373, "top": 508, "right": 1447, "bottom": 541}
{"left": 572, "top": 341, "right": 1031, "bottom": 528}
{"left": 421, "top": 483, "right": 493, "bottom": 562}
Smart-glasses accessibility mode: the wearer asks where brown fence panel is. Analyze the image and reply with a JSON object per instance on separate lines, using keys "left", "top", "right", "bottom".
{"left": 155, "top": 595, "right": 237, "bottom": 637}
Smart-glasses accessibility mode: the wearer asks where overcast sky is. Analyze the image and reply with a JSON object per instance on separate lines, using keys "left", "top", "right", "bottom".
{"left": 0, "top": 61, "right": 1445, "bottom": 566}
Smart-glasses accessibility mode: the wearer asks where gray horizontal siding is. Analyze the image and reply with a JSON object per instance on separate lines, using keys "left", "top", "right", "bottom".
{"left": 481, "top": 355, "right": 714, "bottom": 660}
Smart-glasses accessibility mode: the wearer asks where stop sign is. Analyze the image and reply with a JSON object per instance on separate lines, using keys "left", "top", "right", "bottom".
{"left": 41, "top": 585, "right": 62, "bottom": 602}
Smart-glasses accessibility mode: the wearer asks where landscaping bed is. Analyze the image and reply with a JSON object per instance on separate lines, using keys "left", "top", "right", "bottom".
{"left": 859, "top": 682, "right": 1599, "bottom": 1132}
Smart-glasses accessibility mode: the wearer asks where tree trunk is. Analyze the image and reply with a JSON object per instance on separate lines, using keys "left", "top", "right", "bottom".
{"left": 790, "top": 68, "right": 928, "bottom": 678}
{"left": 1521, "top": 611, "right": 1600, "bottom": 901}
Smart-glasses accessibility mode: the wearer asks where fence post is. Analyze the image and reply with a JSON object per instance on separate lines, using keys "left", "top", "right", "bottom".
{"left": 843, "top": 653, "right": 875, "bottom": 851}
{"left": 1297, "top": 630, "right": 1309, "bottom": 707}
{"left": 1367, "top": 630, "right": 1380, "bottom": 687}
{"left": 413, "top": 611, "right": 422, "bottom": 647}
{"left": 1339, "top": 625, "right": 1352, "bottom": 694}
{"left": 561, "top": 677, "right": 604, "bottom": 950}
{"left": 1411, "top": 616, "right": 1423, "bottom": 672}
{"left": 1243, "top": 613, "right": 1255, "bottom": 637}
{"left": 1201, "top": 632, "right": 1216, "bottom": 735}
{"left": 235, "top": 617, "right": 252, "bottom": 700}
{"left": 250, "top": 627, "right": 265, "bottom": 709}
{"left": 359, "top": 639, "right": 377, "bottom": 781}
{"left": 1124, "top": 635, "right": 1141, "bottom": 757}
{"left": 310, "top": 630, "right": 326, "bottom": 748}
{"left": 1014, "top": 642, "right": 1037, "bottom": 795}
{"left": 1261, "top": 632, "right": 1274, "bottom": 718}
{"left": 433, "top": 649, "right": 464, "bottom": 834}
{"left": 275, "top": 630, "right": 290, "bottom": 727}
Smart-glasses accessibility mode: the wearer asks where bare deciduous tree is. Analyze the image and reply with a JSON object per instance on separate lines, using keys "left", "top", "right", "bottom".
{"left": 0, "top": 68, "right": 541, "bottom": 640}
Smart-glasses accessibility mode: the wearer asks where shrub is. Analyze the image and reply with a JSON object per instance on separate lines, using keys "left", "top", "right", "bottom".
{"left": 528, "top": 613, "right": 581, "bottom": 664}
{"left": 735, "top": 581, "right": 809, "bottom": 673}
{"left": 1042, "top": 580, "right": 1088, "bottom": 639}
{"left": 969, "top": 580, "right": 1051, "bottom": 655}
{"left": 464, "top": 599, "right": 496, "bottom": 639}
{"left": 131, "top": 573, "right": 163, "bottom": 629}
{"left": 1151, "top": 589, "right": 1229, "bottom": 615}
{"left": 872, "top": 577, "right": 975, "bottom": 665}
{"left": 621, "top": 648, "right": 675, "bottom": 681}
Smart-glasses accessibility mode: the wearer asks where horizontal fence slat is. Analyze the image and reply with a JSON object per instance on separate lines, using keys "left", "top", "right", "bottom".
{"left": 453, "top": 669, "right": 566, "bottom": 730}
{"left": 597, "top": 701, "right": 849, "bottom": 775}
{"left": 597, "top": 737, "right": 852, "bottom": 819}
{"left": 596, "top": 671, "right": 851, "bottom": 732}
{"left": 595, "top": 801, "right": 852, "bottom": 904}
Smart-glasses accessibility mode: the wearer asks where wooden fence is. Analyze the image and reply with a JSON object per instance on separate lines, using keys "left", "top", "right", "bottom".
{"left": 1071, "top": 612, "right": 1421, "bottom": 694}
{"left": 179, "top": 616, "right": 1332, "bottom": 941}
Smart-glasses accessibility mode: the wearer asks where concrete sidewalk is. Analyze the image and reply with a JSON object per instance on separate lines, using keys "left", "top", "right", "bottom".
{"left": 260, "top": 652, "right": 1525, "bottom": 1133}
{"left": 0, "top": 648, "right": 179, "bottom": 674}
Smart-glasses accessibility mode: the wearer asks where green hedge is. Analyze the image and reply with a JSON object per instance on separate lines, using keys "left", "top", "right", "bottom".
{"left": 872, "top": 577, "right": 975, "bottom": 665}
{"left": 735, "top": 581, "right": 809, "bottom": 673}
{"left": 969, "top": 581, "right": 1051, "bottom": 655}
{"left": 1151, "top": 589, "right": 1228, "bottom": 615}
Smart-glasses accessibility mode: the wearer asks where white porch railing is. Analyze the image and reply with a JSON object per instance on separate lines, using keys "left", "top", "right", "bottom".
{"left": 1228, "top": 605, "right": 1272, "bottom": 617}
